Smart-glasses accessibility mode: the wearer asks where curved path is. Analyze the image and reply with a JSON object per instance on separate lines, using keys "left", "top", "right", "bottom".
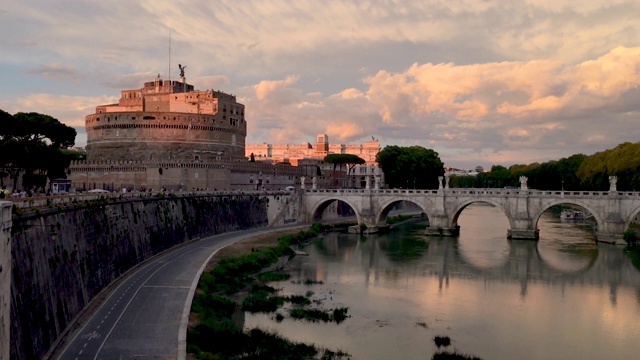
{"left": 54, "top": 225, "right": 304, "bottom": 360}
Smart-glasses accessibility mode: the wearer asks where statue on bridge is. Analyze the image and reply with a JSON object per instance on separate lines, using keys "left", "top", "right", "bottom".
{"left": 519, "top": 176, "right": 528, "bottom": 190}
{"left": 300, "top": 176, "right": 305, "bottom": 190}
{"left": 312, "top": 176, "right": 317, "bottom": 190}
{"left": 445, "top": 176, "right": 450, "bottom": 189}
{"left": 438, "top": 176, "right": 444, "bottom": 190}
{"left": 609, "top": 176, "right": 617, "bottom": 192}
{"left": 365, "top": 175, "right": 371, "bottom": 190}
{"left": 374, "top": 175, "right": 380, "bottom": 190}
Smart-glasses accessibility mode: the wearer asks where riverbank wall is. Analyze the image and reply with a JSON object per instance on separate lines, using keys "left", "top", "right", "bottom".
{"left": 9, "top": 194, "right": 270, "bottom": 360}
{"left": 1, "top": 202, "right": 11, "bottom": 360}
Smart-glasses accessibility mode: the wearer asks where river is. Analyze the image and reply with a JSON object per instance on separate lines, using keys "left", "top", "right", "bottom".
{"left": 244, "top": 203, "right": 640, "bottom": 360}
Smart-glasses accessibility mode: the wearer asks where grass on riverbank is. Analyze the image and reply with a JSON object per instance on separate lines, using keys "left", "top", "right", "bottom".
{"left": 624, "top": 245, "right": 640, "bottom": 271}
{"left": 289, "top": 307, "right": 349, "bottom": 324}
{"left": 188, "top": 223, "right": 351, "bottom": 359}
{"left": 624, "top": 223, "right": 640, "bottom": 271}
{"left": 431, "top": 336, "right": 482, "bottom": 360}
{"left": 386, "top": 214, "right": 414, "bottom": 225}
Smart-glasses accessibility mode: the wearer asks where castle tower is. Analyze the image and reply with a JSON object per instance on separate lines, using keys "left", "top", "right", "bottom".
{"left": 315, "top": 134, "right": 329, "bottom": 157}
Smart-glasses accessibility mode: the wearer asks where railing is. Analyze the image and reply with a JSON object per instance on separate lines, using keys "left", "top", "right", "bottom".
{"left": 4, "top": 189, "right": 289, "bottom": 210}
{"left": 304, "top": 188, "right": 640, "bottom": 197}
{"left": 305, "top": 188, "right": 439, "bottom": 195}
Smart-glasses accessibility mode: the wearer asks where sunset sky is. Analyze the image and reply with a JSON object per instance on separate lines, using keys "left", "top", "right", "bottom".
{"left": 1, "top": 1, "right": 639, "bottom": 169}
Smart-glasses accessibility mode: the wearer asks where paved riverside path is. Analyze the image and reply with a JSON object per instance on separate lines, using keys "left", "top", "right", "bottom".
{"left": 54, "top": 225, "right": 305, "bottom": 360}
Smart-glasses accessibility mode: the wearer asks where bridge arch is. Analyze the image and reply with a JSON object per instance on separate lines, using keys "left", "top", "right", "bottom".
{"left": 625, "top": 205, "right": 640, "bottom": 228}
{"left": 308, "top": 197, "right": 361, "bottom": 225}
{"left": 449, "top": 199, "right": 513, "bottom": 229}
{"left": 531, "top": 200, "right": 602, "bottom": 233}
{"left": 375, "top": 199, "right": 427, "bottom": 224}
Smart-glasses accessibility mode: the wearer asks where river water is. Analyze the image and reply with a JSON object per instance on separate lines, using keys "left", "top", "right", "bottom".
{"left": 244, "top": 204, "right": 640, "bottom": 359}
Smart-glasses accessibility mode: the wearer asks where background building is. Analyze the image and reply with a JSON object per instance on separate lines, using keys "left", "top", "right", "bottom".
{"left": 246, "top": 134, "right": 380, "bottom": 165}
{"left": 247, "top": 134, "right": 383, "bottom": 188}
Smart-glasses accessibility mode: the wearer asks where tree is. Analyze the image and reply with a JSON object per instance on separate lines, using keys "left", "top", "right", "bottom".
{"left": 376, "top": 146, "right": 444, "bottom": 189}
{"left": 576, "top": 142, "right": 640, "bottom": 190}
{"left": 323, "top": 154, "right": 366, "bottom": 187}
{"left": 0, "top": 110, "right": 77, "bottom": 190}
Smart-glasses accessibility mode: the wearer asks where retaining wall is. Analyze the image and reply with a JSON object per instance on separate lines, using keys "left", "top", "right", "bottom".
{"left": 1, "top": 202, "right": 11, "bottom": 360}
{"left": 9, "top": 195, "right": 269, "bottom": 359}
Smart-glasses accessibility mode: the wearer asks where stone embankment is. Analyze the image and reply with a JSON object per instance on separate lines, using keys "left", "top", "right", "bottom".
{"left": 1, "top": 202, "right": 11, "bottom": 360}
{"left": 8, "top": 194, "right": 271, "bottom": 360}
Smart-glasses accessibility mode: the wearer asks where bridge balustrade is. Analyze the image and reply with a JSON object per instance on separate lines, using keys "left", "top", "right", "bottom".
{"left": 301, "top": 187, "right": 640, "bottom": 245}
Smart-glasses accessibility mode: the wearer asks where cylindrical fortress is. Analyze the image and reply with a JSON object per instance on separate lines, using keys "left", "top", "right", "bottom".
{"left": 84, "top": 77, "right": 246, "bottom": 163}
{"left": 69, "top": 76, "right": 247, "bottom": 191}
{"left": 85, "top": 111, "right": 246, "bottom": 162}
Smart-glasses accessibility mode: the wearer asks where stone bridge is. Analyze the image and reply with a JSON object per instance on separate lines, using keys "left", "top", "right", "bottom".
{"left": 300, "top": 177, "right": 640, "bottom": 245}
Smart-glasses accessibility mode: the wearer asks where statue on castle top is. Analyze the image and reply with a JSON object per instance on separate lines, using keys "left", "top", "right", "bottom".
{"left": 178, "top": 64, "right": 187, "bottom": 78}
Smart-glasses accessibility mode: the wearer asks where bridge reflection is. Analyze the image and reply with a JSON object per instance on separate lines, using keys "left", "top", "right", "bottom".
{"left": 304, "top": 230, "right": 640, "bottom": 307}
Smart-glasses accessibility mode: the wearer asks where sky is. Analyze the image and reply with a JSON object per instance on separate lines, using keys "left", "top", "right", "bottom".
{"left": 1, "top": 0, "right": 640, "bottom": 170}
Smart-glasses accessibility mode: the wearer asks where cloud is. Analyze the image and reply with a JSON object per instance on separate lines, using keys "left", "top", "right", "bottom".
{"left": 254, "top": 75, "right": 300, "bottom": 101}
{"left": 3, "top": 1, "right": 640, "bottom": 169}
{"left": 239, "top": 46, "right": 640, "bottom": 169}
{"left": 326, "top": 122, "right": 363, "bottom": 141}
{"left": 27, "top": 63, "right": 83, "bottom": 81}
{"left": 0, "top": 94, "right": 118, "bottom": 147}
{"left": 101, "top": 72, "right": 159, "bottom": 89}
{"left": 194, "top": 75, "right": 230, "bottom": 90}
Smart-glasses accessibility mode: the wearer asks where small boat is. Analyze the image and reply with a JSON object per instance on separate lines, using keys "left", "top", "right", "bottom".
{"left": 560, "top": 209, "right": 585, "bottom": 220}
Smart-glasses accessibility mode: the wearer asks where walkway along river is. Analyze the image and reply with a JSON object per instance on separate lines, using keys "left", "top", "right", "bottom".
{"left": 244, "top": 204, "right": 640, "bottom": 360}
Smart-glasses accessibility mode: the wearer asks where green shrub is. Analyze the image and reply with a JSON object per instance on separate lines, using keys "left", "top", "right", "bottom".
{"left": 623, "top": 229, "right": 638, "bottom": 247}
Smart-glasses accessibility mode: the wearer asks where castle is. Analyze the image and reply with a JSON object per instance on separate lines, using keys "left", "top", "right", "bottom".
{"left": 69, "top": 72, "right": 304, "bottom": 191}
{"left": 68, "top": 68, "right": 382, "bottom": 192}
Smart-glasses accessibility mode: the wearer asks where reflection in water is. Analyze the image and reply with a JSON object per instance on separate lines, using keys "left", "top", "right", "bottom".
{"left": 457, "top": 204, "right": 511, "bottom": 269}
{"left": 244, "top": 204, "right": 640, "bottom": 360}
{"left": 537, "top": 210, "right": 598, "bottom": 273}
